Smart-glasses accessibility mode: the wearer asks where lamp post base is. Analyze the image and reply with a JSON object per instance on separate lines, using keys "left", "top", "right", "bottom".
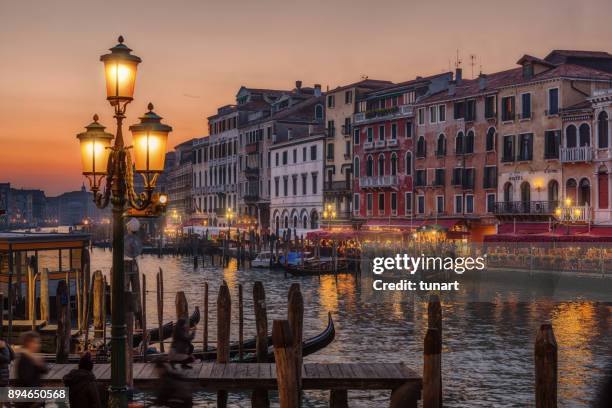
{"left": 108, "top": 385, "right": 129, "bottom": 408}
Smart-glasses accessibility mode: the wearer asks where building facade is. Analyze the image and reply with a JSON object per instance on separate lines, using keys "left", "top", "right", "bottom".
{"left": 588, "top": 88, "right": 612, "bottom": 225}
{"left": 166, "top": 140, "right": 195, "bottom": 225}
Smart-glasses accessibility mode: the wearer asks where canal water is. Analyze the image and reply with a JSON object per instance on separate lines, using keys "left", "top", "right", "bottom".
{"left": 90, "top": 249, "right": 611, "bottom": 407}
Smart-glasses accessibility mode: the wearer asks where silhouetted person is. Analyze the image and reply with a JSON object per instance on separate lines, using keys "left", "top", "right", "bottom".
{"left": 0, "top": 338, "right": 14, "bottom": 387}
{"left": 154, "top": 361, "right": 193, "bottom": 407}
{"left": 169, "top": 318, "right": 195, "bottom": 369}
{"left": 63, "top": 352, "right": 102, "bottom": 408}
{"left": 15, "top": 331, "right": 48, "bottom": 407}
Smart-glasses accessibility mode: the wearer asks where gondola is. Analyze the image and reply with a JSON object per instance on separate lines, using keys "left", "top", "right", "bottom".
{"left": 285, "top": 258, "right": 349, "bottom": 276}
{"left": 131, "top": 306, "right": 200, "bottom": 348}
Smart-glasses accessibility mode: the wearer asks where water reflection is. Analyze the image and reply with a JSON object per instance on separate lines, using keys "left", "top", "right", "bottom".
{"left": 89, "top": 249, "right": 611, "bottom": 407}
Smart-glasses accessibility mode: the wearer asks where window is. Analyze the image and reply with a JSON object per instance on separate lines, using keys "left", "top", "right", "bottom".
{"left": 454, "top": 195, "right": 463, "bottom": 214}
{"left": 344, "top": 117, "right": 351, "bottom": 135}
{"left": 544, "top": 130, "right": 561, "bottom": 159}
{"left": 455, "top": 132, "right": 464, "bottom": 155}
{"left": 548, "top": 88, "right": 559, "bottom": 115}
{"left": 293, "top": 149, "right": 297, "bottom": 163}
{"left": 283, "top": 176, "right": 288, "bottom": 196}
{"left": 429, "top": 106, "right": 438, "bottom": 123}
{"left": 327, "top": 120, "right": 335, "bottom": 137}
{"left": 345, "top": 90, "right": 353, "bottom": 104}
{"left": 518, "top": 133, "right": 533, "bottom": 161}
{"left": 378, "top": 154, "right": 385, "bottom": 176}
{"left": 436, "top": 134, "right": 446, "bottom": 156}
{"left": 275, "top": 152, "right": 279, "bottom": 166}
{"left": 353, "top": 128, "right": 360, "bottom": 145}
{"left": 367, "top": 128, "right": 374, "bottom": 143}
{"left": 465, "top": 195, "right": 474, "bottom": 213}
{"left": 405, "top": 152, "right": 412, "bottom": 175}
{"left": 354, "top": 193, "right": 360, "bottom": 212}
{"left": 378, "top": 193, "right": 385, "bottom": 215}
{"left": 598, "top": 111, "right": 609, "bottom": 148}
{"left": 302, "top": 174, "right": 307, "bottom": 195}
{"left": 391, "top": 153, "right": 398, "bottom": 176}
{"left": 367, "top": 193, "right": 373, "bottom": 214}
{"left": 434, "top": 169, "right": 445, "bottom": 186}
{"left": 485, "top": 96, "right": 496, "bottom": 118}
{"left": 310, "top": 145, "right": 317, "bottom": 160}
{"left": 439, "top": 105, "right": 446, "bottom": 122}
{"left": 327, "top": 143, "right": 334, "bottom": 160}
{"left": 579, "top": 124, "right": 591, "bottom": 146}
{"left": 302, "top": 147, "right": 307, "bottom": 162}
{"left": 405, "top": 192, "right": 412, "bottom": 213}
{"left": 415, "top": 169, "right": 426, "bottom": 186}
{"left": 521, "top": 93, "right": 531, "bottom": 119}
{"left": 566, "top": 125, "right": 577, "bottom": 148}
{"left": 486, "top": 127, "right": 496, "bottom": 152}
{"left": 366, "top": 155, "right": 373, "bottom": 176}
{"left": 463, "top": 168, "right": 475, "bottom": 189}
{"left": 405, "top": 121, "right": 413, "bottom": 138}
{"left": 465, "top": 130, "right": 475, "bottom": 154}
{"left": 378, "top": 125, "right": 385, "bottom": 141}
{"left": 465, "top": 99, "right": 476, "bottom": 121}
{"left": 452, "top": 168, "right": 462, "bottom": 185}
{"left": 388, "top": 192, "right": 397, "bottom": 215}
{"left": 486, "top": 194, "right": 496, "bottom": 213}
{"left": 354, "top": 157, "right": 360, "bottom": 177}
{"left": 502, "top": 135, "right": 515, "bottom": 162}
{"left": 274, "top": 177, "right": 279, "bottom": 197}
{"left": 417, "top": 136, "right": 426, "bottom": 158}
{"left": 436, "top": 196, "right": 444, "bottom": 214}
{"left": 345, "top": 140, "right": 350, "bottom": 157}
{"left": 282, "top": 151, "right": 288, "bottom": 165}
{"left": 483, "top": 166, "right": 497, "bottom": 189}
{"left": 454, "top": 101, "right": 465, "bottom": 120}
{"left": 391, "top": 123, "right": 397, "bottom": 140}
{"left": 315, "top": 105, "right": 324, "bottom": 120}
{"left": 501, "top": 96, "right": 515, "bottom": 121}
{"left": 312, "top": 172, "right": 318, "bottom": 194}
{"left": 418, "top": 108, "right": 425, "bottom": 125}
{"left": 327, "top": 95, "right": 335, "bottom": 108}
{"left": 292, "top": 175, "right": 297, "bottom": 195}
{"left": 417, "top": 195, "right": 425, "bottom": 214}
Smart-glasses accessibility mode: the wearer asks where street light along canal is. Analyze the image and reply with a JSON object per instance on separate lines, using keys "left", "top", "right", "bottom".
{"left": 75, "top": 36, "right": 172, "bottom": 408}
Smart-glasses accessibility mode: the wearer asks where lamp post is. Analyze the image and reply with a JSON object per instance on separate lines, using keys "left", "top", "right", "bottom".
{"left": 555, "top": 197, "right": 582, "bottom": 235}
{"left": 226, "top": 207, "right": 234, "bottom": 238}
{"left": 76, "top": 36, "right": 171, "bottom": 408}
{"left": 322, "top": 203, "right": 336, "bottom": 229}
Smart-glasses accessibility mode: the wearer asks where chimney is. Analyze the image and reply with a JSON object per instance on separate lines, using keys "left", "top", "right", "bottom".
{"left": 287, "top": 128, "right": 293, "bottom": 139}
{"left": 455, "top": 68, "right": 462, "bottom": 83}
{"left": 295, "top": 80, "right": 302, "bottom": 92}
{"left": 314, "top": 84, "right": 322, "bottom": 97}
{"left": 478, "top": 74, "right": 487, "bottom": 91}
{"left": 448, "top": 81, "right": 456, "bottom": 96}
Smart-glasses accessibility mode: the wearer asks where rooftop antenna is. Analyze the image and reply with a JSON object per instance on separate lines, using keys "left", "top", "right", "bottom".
{"left": 361, "top": 74, "right": 369, "bottom": 80}
{"left": 455, "top": 49, "right": 462, "bottom": 70}
{"left": 470, "top": 54, "right": 477, "bottom": 79}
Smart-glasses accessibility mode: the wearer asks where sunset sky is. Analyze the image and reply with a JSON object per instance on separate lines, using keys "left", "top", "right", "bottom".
{"left": 1, "top": 0, "right": 611, "bottom": 195}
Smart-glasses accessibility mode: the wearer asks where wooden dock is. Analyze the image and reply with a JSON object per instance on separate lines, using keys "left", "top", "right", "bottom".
{"left": 11, "top": 362, "right": 422, "bottom": 406}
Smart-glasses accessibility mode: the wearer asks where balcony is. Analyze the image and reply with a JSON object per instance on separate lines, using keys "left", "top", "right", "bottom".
{"left": 560, "top": 146, "right": 593, "bottom": 163}
{"left": 387, "top": 139, "right": 398, "bottom": 147}
{"left": 245, "top": 142, "right": 259, "bottom": 154}
{"left": 363, "top": 141, "right": 374, "bottom": 150}
{"left": 243, "top": 194, "right": 260, "bottom": 203}
{"left": 359, "top": 175, "right": 399, "bottom": 189}
{"left": 341, "top": 124, "right": 351, "bottom": 135}
{"left": 353, "top": 104, "right": 414, "bottom": 124}
{"left": 324, "top": 180, "right": 351, "bottom": 193}
{"left": 556, "top": 206, "right": 591, "bottom": 223}
{"left": 493, "top": 201, "right": 557, "bottom": 217}
{"left": 375, "top": 140, "right": 386, "bottom": 148}
{"left": 244, "top": 166, "right": 259, "bottom": 179}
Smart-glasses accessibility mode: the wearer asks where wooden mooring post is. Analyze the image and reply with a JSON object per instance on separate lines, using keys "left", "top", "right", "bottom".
{"left": 156, "top": 268, "right": 165, "bottom": 353}
{"left": 175, "top": 291, "right": 188, "bottom": 321}
{"left": 252, "top": 281, "right": 269, "bottom": 408}
{"left": 535, "top": 323, "right": 557, "bottom": 408}
{"left": 423, "top": 328, "right": 441, "bottom": 408}
{"left": 92, "top": 270, "right": 104, "bottom": 338}
{"left": 217, "top": 283, "right": 231, "bottom": 408}
{"left": 203, "top": 282, "right": 209, "bottom": 352}
{"left": 426, "top": 294, "right": 442, "bottom": 408}
{"left": 55, "top": 280, "right": 70, "bottom": 363}
{"left": 273, "top": 319, "right": 299, "bottom": 408}
{"left": 141, "top": 273, "right": 148, "bottom": 362}
{"left": 238, "top": 284, "right": 244, "bottom": 361}
{"left": 288, "top": 283, "right": 304, "bottom": 396}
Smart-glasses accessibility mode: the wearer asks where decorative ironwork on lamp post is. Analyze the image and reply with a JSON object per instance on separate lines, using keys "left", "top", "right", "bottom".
{"left": 76, "top": 36, "right": 171, "bottom": 408}
{"left": 323, "top": 203, "right": 336, "bottom": 229}
{"left": 554, "top": 197, "right": 583, "bottom": 235}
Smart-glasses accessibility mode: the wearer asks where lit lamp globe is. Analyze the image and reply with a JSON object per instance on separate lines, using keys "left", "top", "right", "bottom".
{"left": 76, "top": 114, "right": 114, "bottom": 176}
{"left": 100, "top": 36, "right": 141, "bottom": 105}
{"left": 129, "top": 103, "right": 172, "bottom": 181}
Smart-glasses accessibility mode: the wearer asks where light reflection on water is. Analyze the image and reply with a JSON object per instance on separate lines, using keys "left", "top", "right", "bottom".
{"left": 90, "top": 249, "right": 611, "bottom": 407}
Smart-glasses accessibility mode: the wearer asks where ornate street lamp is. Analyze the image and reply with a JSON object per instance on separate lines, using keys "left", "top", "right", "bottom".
{"left": 76, "top": 36, "right": 170, "bottom": 408}
{"left": 554, "top": 197, "right": 582, "bottom": 235}
{"left": 322, "top": 203, "right": 336, "bottom": 229}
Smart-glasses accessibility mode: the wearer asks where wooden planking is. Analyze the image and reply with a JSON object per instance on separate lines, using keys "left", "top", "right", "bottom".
{"left": 22, "top": 362, "right": 421, "bottom": 392}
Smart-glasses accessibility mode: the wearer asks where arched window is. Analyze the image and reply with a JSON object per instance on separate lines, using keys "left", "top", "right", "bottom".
{"left": 405, "top": 152, "right": 412, "bottom": 176}
{"left": 598, "top": 111, "right": 609, "bottom": 149}
{"left": 366, "top": 155, "right": 373, "bottom": 177}
{"left": 436, "top": 134, "right": 446, "bottom": 156}
{"left": 465, "top": 130, "right": 475, "bottom": 154}
{"left": 578, "top": 178, "right": 590, "bottom": 206}
{"left": 353, "top": 157, "right": 360, "bottom": 178}
{"left": 520, "top": 182, "right": 531, "bottom": 213}
{"left": 579, "top": 124, "right": 590, "bottom": 147}
{"left": 303, "top": 215, "right": 308, "bottom": 229}
{"left": 293, "top": 215, "right": 298, "bottom": 228}
{"left": 416, "top": 136, "right": 426, "bottom": 157}
{"left": 503, "top": 183, "right": 513, "bottom": 211}
{"left": 315, "top": 104, "right": 324, "bottom": 121}
{"left": 378, "top": 154, "right": 385, "bottom": 176}
{"left": 548, "top": 180, "right": 559, "bottom": 204}
{"left": 566, "top": 178, "right": 577, "bottom": 203}
{"left": 455, "top": 131, "right": 464, "bottom": 154}
{"left": 390, "top": 153, "right": 398, "bottom": 176}
{"left": 310, "top": 210, "right": 319, "bottom": 229}
{"left": 486, "top": 127, "right": 496, "bottom": 151}
{"left": 284, "top": 216, "right": 289, "bottom": 229}
{"left": 597, "top": 165, "right": 609, "bottom": 209}
{"left": 566, "top": 125, "right": 577, "bottom": 148}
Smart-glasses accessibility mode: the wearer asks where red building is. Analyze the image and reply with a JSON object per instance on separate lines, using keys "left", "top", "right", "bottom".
{"left": 352, "top": 73, "right": 452, "bottom": 230}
